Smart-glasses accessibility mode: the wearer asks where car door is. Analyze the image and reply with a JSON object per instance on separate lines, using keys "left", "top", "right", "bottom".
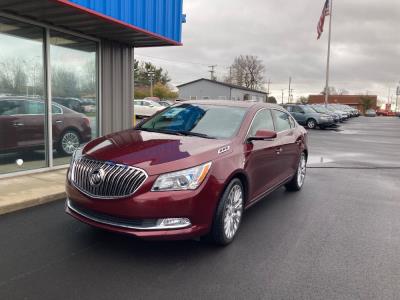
{"left": 271, "top": 109, "right": 300, "bottom": 180}
{"left": 0, "top": 100, "right": 19, "bottom": 151}
{"left": 18, "top": 100, "right": 46, "bottom": 148}
{"left": 244, "top": 109, "right": 280, "bottom": 201}
{"left": 290, "top": 106, "right": 306, "bottom": 125}
{"left": 134, "top": 101, "right": 144, "bottom": 117}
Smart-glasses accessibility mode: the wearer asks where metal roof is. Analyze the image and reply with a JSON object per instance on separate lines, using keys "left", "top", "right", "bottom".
{"left": 68, "top": 0, "right": 183, "bottom": 44}
{"left": 177, "top": 78, "right": 268, "bottom": 95}
{"left": 0, "top": 0, "right": 183, "bottom": 47}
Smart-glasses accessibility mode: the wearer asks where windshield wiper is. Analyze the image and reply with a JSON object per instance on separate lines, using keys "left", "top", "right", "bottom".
{"left": 139, "top": 128, "right": 215, "bottom": 139}
{"left": 174, "top": 130, "right": 216, "bottom": 139}
{"left": 139, "top": 128, "right": 185, "bottom": 136}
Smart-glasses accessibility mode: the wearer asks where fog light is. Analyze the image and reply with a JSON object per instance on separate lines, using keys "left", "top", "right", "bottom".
{"left": 157, "top": 218, "right": 191, "bottom": 228}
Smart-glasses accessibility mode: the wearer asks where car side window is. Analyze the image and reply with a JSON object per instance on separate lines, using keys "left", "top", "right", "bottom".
{"left": 52, "top": 104, "right": 62, "bottom": 114}
{"left": 292, "top": 106, "right": 303, "bottom": 113}
{"left": 25, "top": 101, "right": 45, "bottom": 115}
{"left": 248, "top": 109, "right": 275, "bottom": 136}
{"left": 272, "top": 110, "right": 292, "bottom": 132}
{"left": 0, "top": 100, "right": 23, "bottom": 115}
{"left": 142, "top": 101, "right": 150, "bottom": 106}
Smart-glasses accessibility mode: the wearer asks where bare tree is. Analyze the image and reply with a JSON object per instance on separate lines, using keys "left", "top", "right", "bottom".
{"left": 226, "top": 55, "right": 266, "bottom": 90}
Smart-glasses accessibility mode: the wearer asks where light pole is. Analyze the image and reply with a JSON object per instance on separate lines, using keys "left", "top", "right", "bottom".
{"left": 147, "top": 71, "right": 155, "bottom": 97}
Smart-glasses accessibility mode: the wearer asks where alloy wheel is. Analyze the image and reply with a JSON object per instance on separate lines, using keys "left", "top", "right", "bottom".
{"left": 223, "top": 184, "right": 243, "bottom": 240}
{"left": 307, "top": 119, "right": 316, "bottom": 129}
{"left": 62, "top": 132, "right": 80, "bottom": 155}
{"left": 297, "top": 153, "right": 307, "bottom": 187}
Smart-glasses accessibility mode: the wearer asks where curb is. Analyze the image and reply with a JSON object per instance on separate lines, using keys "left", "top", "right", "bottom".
{"left": 0, "top": 192, "right": 66, "bottom": 216}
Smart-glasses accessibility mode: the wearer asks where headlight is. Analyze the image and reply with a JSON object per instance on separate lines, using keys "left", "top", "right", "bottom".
{"left": 68, "top": 147, "right": 84, "bottom": 181}
{"left": 152, "top": 162, "right": 212, "bottom": 191}
{"left": 320, "top": 115, "right": 330, "bottom": 119}
{"left": 72, "top": 146, "right": 84, "bottom": 161}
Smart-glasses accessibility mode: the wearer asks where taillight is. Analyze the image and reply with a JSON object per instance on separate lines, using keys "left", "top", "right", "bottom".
{"left": 83, "top": 117, "right": 90, "bottom": 126}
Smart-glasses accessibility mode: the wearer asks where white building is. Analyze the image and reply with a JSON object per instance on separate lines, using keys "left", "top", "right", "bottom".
{"left": 178, "top": 78, "right": 267, "bottom": 102}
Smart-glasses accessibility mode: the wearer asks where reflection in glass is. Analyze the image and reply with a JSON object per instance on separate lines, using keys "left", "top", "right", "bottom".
{"left": 50, "top": 31, "right": 98, "bottom": 166}
{"left": 0, "top": 17, "right": 46, "bottom": 174}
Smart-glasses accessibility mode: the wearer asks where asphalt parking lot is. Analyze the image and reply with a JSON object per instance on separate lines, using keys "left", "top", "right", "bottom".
{"left": 1, "top": 117, "right": 399, "bottom": 299}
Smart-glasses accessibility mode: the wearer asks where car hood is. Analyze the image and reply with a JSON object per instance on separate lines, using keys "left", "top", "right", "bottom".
{"left": 82, "top": 129, "right": 231, "bottom": 175}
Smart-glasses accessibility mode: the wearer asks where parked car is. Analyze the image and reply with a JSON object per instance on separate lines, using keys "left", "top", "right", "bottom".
{"left": 325, "top": 105, "right": 349, "bottom": 121}
{"left": 283, "top": 104, "right": 334, "bottom": 129}
{"left": 0, "top": 97, "right": 92, "bottom": 155}
{"left": 309, "top": 104, "right": 340, "bottom": 123}
{"left": 133, "top": 99, "right": 165, "bottom": 117}
{"left": 65, "top": 100, "right": 308, "bottom": 245}
{"left": 158, "top": 100, "right": 174, "bottom": 107}
{"left": 365, "top": 109, "right": 377, "bottom": 117}
{"left": 53, "top": 97, "right": 85, "bottom": 113}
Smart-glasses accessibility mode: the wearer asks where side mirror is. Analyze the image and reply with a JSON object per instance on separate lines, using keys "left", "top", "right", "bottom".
{"left": 247, "top": 129, "right": 277, "bottom": 142}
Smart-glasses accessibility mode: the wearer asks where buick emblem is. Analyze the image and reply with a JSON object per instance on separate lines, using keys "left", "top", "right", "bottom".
{"left": 89, "top": 168, "right": 105, "bottom": 187}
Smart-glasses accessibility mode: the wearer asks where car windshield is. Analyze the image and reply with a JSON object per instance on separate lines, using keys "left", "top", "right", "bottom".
{"left": 138, "top": 103, "right": 248, "bottom": 139}
{"left": 311, "top": 106, "right": 328, "bottom": 113}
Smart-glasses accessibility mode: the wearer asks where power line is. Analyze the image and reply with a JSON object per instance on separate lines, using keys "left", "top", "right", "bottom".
{"left": 135, "top": 54, "right": 228, "bottom": 68}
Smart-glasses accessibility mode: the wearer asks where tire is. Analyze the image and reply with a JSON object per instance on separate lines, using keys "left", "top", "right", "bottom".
{"left": 306, "top": 118, "right": 317, "bottom": 129}
{"left": 285, "top": 152, "right": 307, "bottom": 191}
{"left": 57, "top": 130, "right": 81, "bottom": 156}
{"left": 209, "top": 178, "right": 244, "bottom": 246}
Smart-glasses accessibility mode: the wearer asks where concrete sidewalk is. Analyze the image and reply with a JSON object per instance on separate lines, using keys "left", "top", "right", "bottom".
{"left": 0, "top": 169, "right": 67, "bottom": 215}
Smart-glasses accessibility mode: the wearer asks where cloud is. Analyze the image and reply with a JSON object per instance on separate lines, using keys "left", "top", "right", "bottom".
{"left": 136, "top": 0, "right": 400, "bottom": 101}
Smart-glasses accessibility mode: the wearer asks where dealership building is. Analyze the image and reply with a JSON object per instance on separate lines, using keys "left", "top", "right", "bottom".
{"left": 0, "top": 0, "right": 184, "bottom": 177}
{"left": 308, "top": 94, "right": 377, "bottom": 115}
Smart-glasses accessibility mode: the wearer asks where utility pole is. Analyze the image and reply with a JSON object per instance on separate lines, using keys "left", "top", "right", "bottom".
{"left": 396, "top": 82, "right": 400, "bottom": 113}
{"left": 266, "top": 79, "right": 271, "bottom": 102}
{"left": 281, "top": 89, "right": 285, "bottom": 105}
{"left": 288, "top": 77, "right": 292, "bottom": 103}
{"left": 147, "top": 71, "right": 155, "bottom": 97}
{"left": 208, "top": 65, "right": 217, "bottom": 80}
{"left": 290, "top": 89, "right": 295, "bottom": 103}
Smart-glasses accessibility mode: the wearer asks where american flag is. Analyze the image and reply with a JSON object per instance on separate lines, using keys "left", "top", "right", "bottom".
{"left": 317, "top": 0, "right": 330, "bottom": 39}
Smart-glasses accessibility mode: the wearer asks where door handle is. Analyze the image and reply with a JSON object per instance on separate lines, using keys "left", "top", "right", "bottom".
{"left": 12, "top": 122, "right": 24, "bottom": 127}
{"left": 275, "top": 147, "right": 283, "bottom": 154}
{"left": 55, "top": 120, "right": 63, "bottom": 124}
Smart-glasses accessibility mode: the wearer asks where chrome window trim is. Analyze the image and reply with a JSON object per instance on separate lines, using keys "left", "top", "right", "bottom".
{"left": 0, "top": 99, "right": 64, "bottom": 116}
{"left": 271, "top": 109, "right": 294, "bottom": 134}
{"left": 244, "top": 107, "right": 275, "bottom": 142}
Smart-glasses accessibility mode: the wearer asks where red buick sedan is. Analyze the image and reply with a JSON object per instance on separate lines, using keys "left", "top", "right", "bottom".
{"left": 65, "top": 100, "right": 308, "bottom": 245}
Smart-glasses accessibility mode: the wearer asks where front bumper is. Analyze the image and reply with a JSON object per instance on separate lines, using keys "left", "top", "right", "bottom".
{"left": 65, "top": 175, "right": 223, "bottom": 240}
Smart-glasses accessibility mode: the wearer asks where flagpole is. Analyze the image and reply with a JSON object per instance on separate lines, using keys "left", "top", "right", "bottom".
{"left": 324, "top": 0, "right": 333, "bottom": 107}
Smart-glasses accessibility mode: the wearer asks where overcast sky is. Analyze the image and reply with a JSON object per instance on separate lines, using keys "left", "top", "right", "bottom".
{"left": 136, "top": 0, "right": 400, "bottom": 103}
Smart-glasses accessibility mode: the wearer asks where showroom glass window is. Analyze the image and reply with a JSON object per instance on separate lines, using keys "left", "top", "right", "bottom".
{"left": 50, "top": 30, "right": 98, "bottom": 166}
{"left": 0, "top": 17, "right": 46, "bottom": 174}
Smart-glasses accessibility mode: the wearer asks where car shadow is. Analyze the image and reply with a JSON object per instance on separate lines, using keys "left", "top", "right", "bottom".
{"left": 73, "top": 186, "right": 298, "bottom": 260}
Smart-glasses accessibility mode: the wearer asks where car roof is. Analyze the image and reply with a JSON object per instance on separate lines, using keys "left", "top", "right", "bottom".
{"left": 181, "top": 100, "right": 283, "bottom": 110}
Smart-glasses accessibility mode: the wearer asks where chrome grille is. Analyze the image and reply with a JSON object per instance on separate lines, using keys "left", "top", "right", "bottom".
{"left": 70, "top": 157, "right": 148, "bottom": 199}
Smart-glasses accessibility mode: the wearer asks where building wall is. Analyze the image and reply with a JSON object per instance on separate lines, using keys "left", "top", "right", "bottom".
{"left": 68, "top": 0, "right": 183, "bottom": 43}
{"left": 101, "top": 40, "right": 133, "bottom": 135}
{"left": 308, "top": 95, "right": 378, "bottom": 114}
{"left": 178, "top": 80, "right": 231, "bottom": 100}
{"left": 230, "top": 88, "right": 266, "bottom": 101}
